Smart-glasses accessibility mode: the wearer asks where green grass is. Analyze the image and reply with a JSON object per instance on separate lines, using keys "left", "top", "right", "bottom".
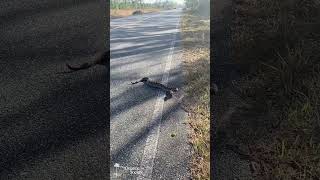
{"left": 230, "top": 0, "right": 320, "bottom": 178}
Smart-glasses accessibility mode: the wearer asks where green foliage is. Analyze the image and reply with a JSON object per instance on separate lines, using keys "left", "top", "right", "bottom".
{"left": 184, "top": 0, "right": 208, "bottom": 8}
{"left": 184, "top": 0, "right": 197, "bottom": 9}
{"left": 184, "top": 0, "right": 209, "bottom": 16}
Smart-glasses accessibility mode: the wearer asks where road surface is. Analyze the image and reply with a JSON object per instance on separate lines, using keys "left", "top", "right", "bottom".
{"left": 0, "top": 1, "right": 108, "bottom": 179}
{"left": 110, "top": 9, "right": 191, "bottom": 179}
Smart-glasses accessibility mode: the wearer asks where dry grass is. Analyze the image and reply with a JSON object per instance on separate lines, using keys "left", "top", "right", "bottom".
{"left": 230, "top": 0, "right": 320, "bottom": 178}
{"left": 180, "top": 11, "right": 210, "bottom": 180}
{"left": 110, "top": 8, "right": 160, "bottom": 19}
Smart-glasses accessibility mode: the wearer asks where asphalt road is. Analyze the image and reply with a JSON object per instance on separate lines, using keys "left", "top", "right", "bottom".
{"left": 110, "top": 9, "right": 191, "bottom": 179}
{"left": 0, "top": 1, "right": 108, "bottom": 179}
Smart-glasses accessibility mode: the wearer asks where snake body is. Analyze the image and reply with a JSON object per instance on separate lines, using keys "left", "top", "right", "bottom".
{"left": 131, "top": 77, "right": 178, "bottom": 101}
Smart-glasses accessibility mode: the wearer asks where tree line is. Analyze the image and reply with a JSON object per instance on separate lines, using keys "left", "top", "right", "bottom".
{"left": 110, "top": 0, "right": 178, "bottom": 9}
{"left": 184, "top": 0, "right": 209, "bottom": 11}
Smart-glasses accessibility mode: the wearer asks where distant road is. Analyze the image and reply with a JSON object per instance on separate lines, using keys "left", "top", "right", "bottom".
{"left": 0, "top": 1, "right": 108, "bottom": 179}
{"left": 110, "top": 9, "right": 191, "bottom": 179}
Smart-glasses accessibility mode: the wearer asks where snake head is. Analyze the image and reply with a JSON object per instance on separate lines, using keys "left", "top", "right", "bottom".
{"left": 172, "top": 88, "right": 178, "bottom": 92}
{"left": 140, "top": 77, "right": 149, "bottom": 82}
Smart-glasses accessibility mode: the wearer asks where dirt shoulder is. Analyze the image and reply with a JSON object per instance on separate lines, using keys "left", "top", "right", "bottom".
{"left": 180, "top": 10, "right": 210, "bottom": 180}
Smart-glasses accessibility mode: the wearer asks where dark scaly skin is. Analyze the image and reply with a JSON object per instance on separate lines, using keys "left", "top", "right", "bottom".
{"left": 131, "top": 77, "right": 178, "bottom": 101}
{"left": 66, "top": 51, "right": 109, "bottom": 71}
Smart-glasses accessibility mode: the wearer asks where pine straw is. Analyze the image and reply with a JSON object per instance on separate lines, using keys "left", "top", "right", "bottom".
{"left": 181, "top": 11, "right": 210, "bottom": 180}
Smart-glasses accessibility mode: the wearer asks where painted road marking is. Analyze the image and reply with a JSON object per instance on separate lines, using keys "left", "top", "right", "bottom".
{"left": 137, "top": 17, "right": 181, "bottom": 180}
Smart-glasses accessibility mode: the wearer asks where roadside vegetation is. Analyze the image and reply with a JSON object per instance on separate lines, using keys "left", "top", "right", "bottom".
{"left": 110, "top": 0, "right": 177, "bottom": 18}
{"left": 229, "top": 0, "right": 320, "bottom": 178}
{"left": 180, "top": 0, "right": 210, "bottom": 179}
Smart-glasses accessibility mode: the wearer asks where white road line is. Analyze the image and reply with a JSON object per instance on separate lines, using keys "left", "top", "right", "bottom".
{"left": 137, "top": 17, "right": 181, "bottom": 180}
{"left": 110, "top": 16, "right": 153, "bottom": 30}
